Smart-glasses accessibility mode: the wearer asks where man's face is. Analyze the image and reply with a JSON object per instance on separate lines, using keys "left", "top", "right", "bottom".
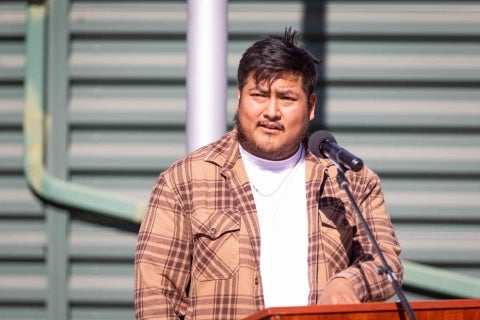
{"left": 236, "top": 73, "right": 316, "bottom": 160}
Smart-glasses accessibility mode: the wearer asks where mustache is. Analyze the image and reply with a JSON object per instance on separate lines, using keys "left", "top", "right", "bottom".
{"left": 257, "top": 120, "right": 284, "bottom": 131}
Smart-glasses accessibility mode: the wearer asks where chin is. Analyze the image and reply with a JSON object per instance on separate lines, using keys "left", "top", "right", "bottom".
{"left": 256, "top": 145, "right": 286, "bottom": 160}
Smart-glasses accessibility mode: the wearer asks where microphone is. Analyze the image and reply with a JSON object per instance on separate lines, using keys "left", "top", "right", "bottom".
{"left": 308, "top": 130, "right": 364, "bottom": 172}
{"left": 309, "top": 131, "right": 417, "bottom": 320}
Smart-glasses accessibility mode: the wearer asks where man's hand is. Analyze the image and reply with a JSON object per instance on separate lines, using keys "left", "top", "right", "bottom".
{"left": 318, "top": 278, "right": 360, "bottom": 305}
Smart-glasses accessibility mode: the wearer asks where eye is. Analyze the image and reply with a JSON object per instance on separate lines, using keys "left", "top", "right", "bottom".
{"left": 281, "top": 95, "right": 296, "bottom": 102}
{"left": 250, "top": 92, "right": 266, "bottom": 99}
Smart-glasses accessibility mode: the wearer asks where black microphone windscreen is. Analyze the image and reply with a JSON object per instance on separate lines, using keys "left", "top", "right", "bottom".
{"left": 308, "top": 130, "right": 336, "bottom": 158}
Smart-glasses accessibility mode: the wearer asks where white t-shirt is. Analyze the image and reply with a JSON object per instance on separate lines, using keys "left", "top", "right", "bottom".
{"left": 239, "top": 145, "right": 309, "bottom": 308}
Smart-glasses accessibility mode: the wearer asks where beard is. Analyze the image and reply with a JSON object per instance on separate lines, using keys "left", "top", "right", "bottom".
{"left": 234, "top": 113, "right": 308, "bottom": 161}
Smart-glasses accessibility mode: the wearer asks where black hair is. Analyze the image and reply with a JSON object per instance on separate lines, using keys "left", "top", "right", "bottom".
{"left": 237, "top": 28, "right": 320, "bottom": 96}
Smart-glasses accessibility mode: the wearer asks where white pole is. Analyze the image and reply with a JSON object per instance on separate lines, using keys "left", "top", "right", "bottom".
{"left": 186, "top": 0, "right": 228, "bottom": 153}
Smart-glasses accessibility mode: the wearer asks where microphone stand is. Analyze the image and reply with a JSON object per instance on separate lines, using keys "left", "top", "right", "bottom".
{"left": 334, "top": 162, "right": 417, "bottom": 320}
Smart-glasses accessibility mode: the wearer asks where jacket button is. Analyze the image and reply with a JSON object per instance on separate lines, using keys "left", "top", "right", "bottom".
{"left": 254, "top": 277, "right": 259, "bottom": 285}
{"left": 210, "top": 227, "right": 217, "bottom": 235}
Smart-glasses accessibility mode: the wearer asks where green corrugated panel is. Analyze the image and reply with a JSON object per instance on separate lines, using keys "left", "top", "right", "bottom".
{"left": 396, "top": 224, "right": 480, "bottom": 263}
{"left": 69, "top": 220, "right": 136, "bottom": 260}
{"left": 68, "top": 130, "right": 185, "bottom": 172}
{"left": 0, "top": 308, "right": 46, "bottom": 320}
{"left": 331, "top": 132, "right": 480, "bottom": 175}
{"left": 326, "top": 87, "right": 480, "bottom": 129}
{"left": 0, "top": 41, "right": 24, "bottom": 81}
{"left": 0, "top": 132, "right": 23, "bottom": 170}
{"left": 326, "top": 2, "right": 480, "bottom": 35}
{"left": 70, "top": 307, "right": 134, "bottom": 320}
{"left": 0, "top": 177, "right": 43, "bottom": 216}
{"left": 0, "top": 2, "right": 26, "bottom": 37}
{"left": 229, "top": 2, "right": 305, "bottom": 33}
{"left": 70, "top": 40, "right": 186, "bottom": 80}
{"left": 69, "top": 175, "right": 154, "bottom": 203}
{"left": 383, "top": 179, "right": 480, "bottom": 221}
{"left": 70, "top": 1, "right": 187, "bottom": 35}
{"left": 69, "top": 85, "right": 187, "bottom": 126}
{"left": 0, "top": 276, "right": 46, "bottom": 302}
{"left": 0, "top": 220, "right": 46, "bottom": 259}
{"left": 326, "top": 42, "right": 480, "bottom": 81}
{"left": 68, "top": 223, "right": 136, "bottom": 310}
{"left": 0, "top": 87, "right": 24, "bottom": 126}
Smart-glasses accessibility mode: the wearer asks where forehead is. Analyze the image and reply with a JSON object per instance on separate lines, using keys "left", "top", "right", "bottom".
{"left": 245, "top": 72, "right": 303, "bottom": 91}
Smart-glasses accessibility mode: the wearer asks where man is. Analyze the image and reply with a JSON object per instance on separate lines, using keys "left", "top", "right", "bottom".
{"left": 135, "top": 29, "right": 403, "bottom": 320}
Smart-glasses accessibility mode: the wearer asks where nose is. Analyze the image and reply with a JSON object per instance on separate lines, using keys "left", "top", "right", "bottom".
{"left": 263, "top": 98, "right": 280, "bottom": 120}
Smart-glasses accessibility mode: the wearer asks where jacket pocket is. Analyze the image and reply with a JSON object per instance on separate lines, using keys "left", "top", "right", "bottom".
{"left": 319, "top": 199, "right": 353, "bottom": 269}
{"left": 191, "top": 209, "right": 240, "bottom": 281}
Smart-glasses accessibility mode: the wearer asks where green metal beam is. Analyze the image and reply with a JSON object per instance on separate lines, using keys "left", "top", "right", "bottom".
{"left": 45, "top": 0, "right": 70, "bottom": 318}
{"left": 23, "top": 3, "right": 147, "bottom": 225}
{"left": 403, "top": 260, "right": 480, "bottom": 298}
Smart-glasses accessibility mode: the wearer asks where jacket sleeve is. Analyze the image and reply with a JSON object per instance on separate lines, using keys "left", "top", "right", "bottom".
{"left": 331, "top": 166, "right": 403, "bottom": 302}
{"left": 134, "top": 173, "right": 191, "bottom": 319}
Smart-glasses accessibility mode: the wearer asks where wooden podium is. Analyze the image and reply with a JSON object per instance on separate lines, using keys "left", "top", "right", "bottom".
{"left": 243, "top": 299, "right": 480, "bottom": 320}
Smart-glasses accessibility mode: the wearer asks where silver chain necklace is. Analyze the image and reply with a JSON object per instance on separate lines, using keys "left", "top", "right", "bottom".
{"left": 250, "top": 149, "right": 303, "bottom": 197}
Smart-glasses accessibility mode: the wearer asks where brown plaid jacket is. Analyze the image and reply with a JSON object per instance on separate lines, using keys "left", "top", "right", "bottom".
{"left": 135, "top": 130, "right": 403, "bottom": 320}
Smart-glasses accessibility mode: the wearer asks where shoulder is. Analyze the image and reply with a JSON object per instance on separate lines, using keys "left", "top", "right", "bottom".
{"left": 161, "top": 130, "right": 239, "bottom": 180}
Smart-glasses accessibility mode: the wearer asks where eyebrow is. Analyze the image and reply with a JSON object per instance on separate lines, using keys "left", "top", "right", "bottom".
{"left": 249, "top": 86, "right": 269, "bottom": 94}
{"left": 249, "top": 86, "right": 299, "bottom": 97}
{"left": 277, "top": 89, "right": 299, "bottom": 96}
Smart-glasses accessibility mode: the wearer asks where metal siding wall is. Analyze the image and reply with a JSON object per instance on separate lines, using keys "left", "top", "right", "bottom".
{"left": 321, "top": 2, "right": 480, "bottom": 283}
{"left": 69, "top": 2, "right": 188, "bottom": 318}
{"left": 67, "top": 0, "right": 480, "bottom": 307}
{"left": 1, "top": 0, "right": 479, "bottom": 318}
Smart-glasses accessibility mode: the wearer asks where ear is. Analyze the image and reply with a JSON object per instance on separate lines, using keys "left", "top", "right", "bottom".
{"left": 235, "top": 86, "right": 242, "bottom": 112}
{"left": 308, "top": 93, "right": 317, "bottom": 121}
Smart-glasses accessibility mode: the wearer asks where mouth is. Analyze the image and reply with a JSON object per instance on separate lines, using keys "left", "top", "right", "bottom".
{"left": 258, "top": 121, "right": 284, "bottom": 132}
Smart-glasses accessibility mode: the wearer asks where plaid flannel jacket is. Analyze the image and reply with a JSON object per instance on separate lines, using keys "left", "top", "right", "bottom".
{"left": 135, "top": 130, "right": 403, "bottom": 320}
